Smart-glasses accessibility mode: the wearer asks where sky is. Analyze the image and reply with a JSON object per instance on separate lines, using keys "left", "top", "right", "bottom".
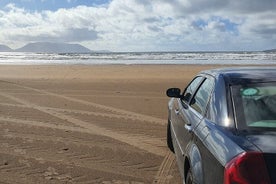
{"left": 0, "top": 0, "right": 275, "bottom": 52}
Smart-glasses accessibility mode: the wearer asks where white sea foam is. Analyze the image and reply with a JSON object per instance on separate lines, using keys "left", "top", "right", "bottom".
{"left": 0, "top": 52, "right": 275, "bottom": 65}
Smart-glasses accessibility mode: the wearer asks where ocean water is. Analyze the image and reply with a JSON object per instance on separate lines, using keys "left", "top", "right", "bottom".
{"left": 0, "top": 51, "right": 275, "bottom": 65}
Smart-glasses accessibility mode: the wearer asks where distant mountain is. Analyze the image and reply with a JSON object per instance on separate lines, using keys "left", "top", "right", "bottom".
{"left": 264, "top": 49, "right": 276, "bottom": 52}
{"left": 0, "top": 44, "right": 13, "bottom": 52}
{"left": 15, "top": 42, "right": 92, "bottom": 53}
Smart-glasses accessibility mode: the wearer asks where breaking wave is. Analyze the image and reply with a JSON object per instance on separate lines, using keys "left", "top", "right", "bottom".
{"left": 0, "top": 51, "right": 275, "bottom": 65}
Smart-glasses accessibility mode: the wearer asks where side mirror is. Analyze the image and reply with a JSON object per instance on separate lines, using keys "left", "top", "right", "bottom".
{"left": 166, "top": 88, "right": 181, "bottom": 98}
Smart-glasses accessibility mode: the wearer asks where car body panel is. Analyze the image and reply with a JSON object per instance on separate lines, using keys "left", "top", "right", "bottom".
{"left": 206, "top": 74, "right": 235, "bottom": 128}
{"left": 245, "top": 133, "right": 276, "bottom": 183}
{"left": 245, "top": 133, "right": 276, "bottom": 153}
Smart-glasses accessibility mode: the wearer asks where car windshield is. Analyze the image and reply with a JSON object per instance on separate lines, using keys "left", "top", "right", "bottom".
{"left": 233, "top": 83, "right": 276, "bottom": 129}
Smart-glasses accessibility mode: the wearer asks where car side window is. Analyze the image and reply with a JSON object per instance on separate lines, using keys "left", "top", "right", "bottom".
{"left": 182, "top": 77, "right": 203, "bottom": 103}
{"left": 190, "top": 78, "right": 214, "bottom": 115}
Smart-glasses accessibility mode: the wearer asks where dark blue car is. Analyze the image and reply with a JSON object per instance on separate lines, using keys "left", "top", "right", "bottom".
{"left": 166, "top": 67, "right": 276, "bottom": 184}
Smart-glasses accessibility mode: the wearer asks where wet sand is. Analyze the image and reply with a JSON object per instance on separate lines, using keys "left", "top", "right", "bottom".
{"left": 0, "top": 65, "right": 227, "bottom": 183}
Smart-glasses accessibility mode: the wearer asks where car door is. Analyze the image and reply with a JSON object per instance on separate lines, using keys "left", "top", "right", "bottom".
{"left": 172, "top": 76, "right": 204, "bottom": 176}
{"left": 178, "top": 77, "right": 214, "bottom": 150}
{"left": 181, "top": 76, "right": 217, "bottom": 183}
{"left": 177, "top": 76, "right": 215, "bottom": 178}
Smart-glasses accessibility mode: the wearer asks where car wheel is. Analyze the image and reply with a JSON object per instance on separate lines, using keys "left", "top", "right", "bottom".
{"left": 167, "top": 120, "right": 174, "bottom": 153}
{"left": 185, "top": 169, "right": 194, "bottom": 184}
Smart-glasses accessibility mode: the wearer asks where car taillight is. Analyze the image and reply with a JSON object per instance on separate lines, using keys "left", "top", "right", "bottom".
{"left": 224, "top": 151, "right": 271, "bottom": 184}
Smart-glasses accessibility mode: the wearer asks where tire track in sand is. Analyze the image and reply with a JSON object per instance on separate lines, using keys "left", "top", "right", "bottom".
{"left": 152, "top": 151, "right": 175, "bottom": 184}
{"left": 0, "top": 81, "right": 173, "bottom": 182}
{"left": 0, "top": 91, "right": 166, "bottom": 157}
{"left": 6, "top": 81, "right": 165, "bottom": 125}
{"left": 0, "top": 124, "right": 154, "bottom": 180}
{"left": 0, "top": 102, "right": 160, "bottom": 126}
{"left": 0, "top": 117, "right": 90, "bottom": 134}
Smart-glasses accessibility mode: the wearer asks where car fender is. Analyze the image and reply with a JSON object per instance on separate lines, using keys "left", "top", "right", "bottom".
{"left": 186, "top": 143, "right": 204, "bottom": 183}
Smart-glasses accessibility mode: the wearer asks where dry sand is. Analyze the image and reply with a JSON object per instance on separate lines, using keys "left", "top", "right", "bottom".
{"left": 0, "top": 65, "right": 228, "bottom": 184}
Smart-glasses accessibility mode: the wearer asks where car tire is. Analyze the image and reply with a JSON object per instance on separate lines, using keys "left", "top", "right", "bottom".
{"left": 167, "top": 120, "right": 174, "bottom": 153}
{"left": 185, "top": 169, "right": 194, "bottom": 184}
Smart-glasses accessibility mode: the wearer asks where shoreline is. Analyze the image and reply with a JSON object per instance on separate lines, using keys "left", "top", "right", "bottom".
{"left": 1, "top": 64, "right": 274, "bottom": 79}
{"left": 1, "top": 61, "right": 275, "bottom": 66}
{"left": 0, "top": 64, "right": 221, "bottom": 79}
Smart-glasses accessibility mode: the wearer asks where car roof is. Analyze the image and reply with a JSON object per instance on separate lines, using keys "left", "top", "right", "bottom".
{"left": 200, "top": 67, "right": 276, "bottom": 85}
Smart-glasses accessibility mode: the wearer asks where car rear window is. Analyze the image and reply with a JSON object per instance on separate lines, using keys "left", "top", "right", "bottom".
{"left": 232, "top": 83, "right": 276, "bottom": 130}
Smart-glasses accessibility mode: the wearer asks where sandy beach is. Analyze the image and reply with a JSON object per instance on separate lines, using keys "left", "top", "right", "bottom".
{"left": 0, "top": 65, "right": 233, "bottom": 183}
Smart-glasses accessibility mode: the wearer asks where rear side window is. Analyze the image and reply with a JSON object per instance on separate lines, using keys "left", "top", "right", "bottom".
{"left": 190, "top": 78, "right": 214, "bottom": 115}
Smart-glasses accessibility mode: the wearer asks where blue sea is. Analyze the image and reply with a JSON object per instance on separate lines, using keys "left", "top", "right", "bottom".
{"left": 0, "top": 51, "right": 275, "bottom": 65}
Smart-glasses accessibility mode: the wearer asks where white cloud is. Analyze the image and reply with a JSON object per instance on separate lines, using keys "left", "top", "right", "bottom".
{"left": 0, "top": 0, "right": 275, "bottom": 51}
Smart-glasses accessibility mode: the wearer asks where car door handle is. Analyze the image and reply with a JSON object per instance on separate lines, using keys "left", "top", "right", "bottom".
{"left": 174, "top": 109, "right": 180, "bottom": 115}
{"left": 185, "top": 124, "right": 192, "bottom": 132}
